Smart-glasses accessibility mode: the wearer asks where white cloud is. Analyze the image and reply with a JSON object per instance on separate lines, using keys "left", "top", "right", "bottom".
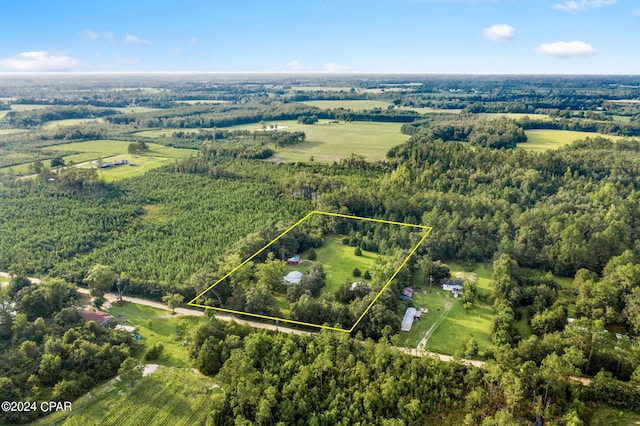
{"left": 323, "top": 62, "right": 351, "bottom": 72}
{"left": 82, "top": 29, "right": 100, "bottom": 41}
{"left": 121, "top": 34, "right": 151, "bottom": 46}
{"left": 483, "top": 24, "right": 516, "bottom": 43}
{"left": 553, "top": 0, "right": 616, "bottom": 13}
{"left": 536, "top": 40, "right": 597, "bottom": 57}
{"left": 114, "top": 56, "right": 140, "bottom": 65}
{"left": 633, "top": 9, "right": 640, "bottom": 16}
{"left": 190, "top": 37, "right": 198, "bottom": 46}
{"left": 173, "top": 48, "right": 183, "bottom": 57}
{"left": 81, "top": 29, "right": 114, "bottom": 42}
{"left": 0, "top": 51, "right": 82, "bottom": 71}
{"left": 286, "top": 60, "right": 306, "bottom": 71}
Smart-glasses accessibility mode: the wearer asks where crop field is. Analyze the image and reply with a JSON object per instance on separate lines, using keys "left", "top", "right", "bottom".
{"left": 33, "top": 366, "right": 219, "bottom": 426}
{"left": 401, "top": 263, "right": 494, "bottom": 356}
{"left": 225, "top": 119, "right": 409, "bottom": 162}
{"left": 284, "top": 236, "right": 380, "bottom": 295}
{"left": 519, "top": 129, "right": 627, "bottom": 151}
{"left": 301, "top": 100, "right": 393, "bottom": 110}
{"left": 107, "top": 303, "right": 201, "bottom": 368}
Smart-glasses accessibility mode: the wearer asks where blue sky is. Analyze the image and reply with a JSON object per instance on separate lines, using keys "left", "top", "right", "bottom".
{"left": 0, "top": 0, "right": 637, "bottom": 74}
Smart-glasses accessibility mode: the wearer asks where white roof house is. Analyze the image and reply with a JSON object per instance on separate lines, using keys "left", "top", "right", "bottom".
{"left": 401, "top": 307, "right": 417, "bottom": 331}
{"left": 283, "top": 271, "right": 303, "bottom": 285}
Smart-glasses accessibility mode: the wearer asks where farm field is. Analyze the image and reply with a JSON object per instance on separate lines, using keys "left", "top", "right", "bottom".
{"left": 519, "top": 129, "right": 628, "bottom": 151}
{"left": 42, "top": 118, "right": 105, "bottom": 129}
{"left": 33, "top": 366, "right": 220, "bottom": 426}
{"left": 107, "top": 303, "right": 200, "bottom": 368}
{"left": 301, "top": 100, "right": 393, "bottom": 110}
{"left": 401, "top": 263, "right": 494, "bottom": 356}
{"left": 225, "top": 119, "right": 409, "bottom": 162}
{"left": 0, "top": 140, "right": 195, "bottom": 178}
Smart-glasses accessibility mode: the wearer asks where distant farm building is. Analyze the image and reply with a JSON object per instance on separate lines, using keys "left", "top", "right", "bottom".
{"left": 115, "top": 324, "right": 137, "bottom": 334}
{"left": 400, "top": 287, "right": 414, "bottom": 301}
{"left": 442, "top": 279, "right": 463, "bottom": 297}
{"left": 96, "top": 159, "right": 128, "bottom": 169}
{"left": 401, "top": 307, "right": 417, "bottom": 331}
{"left": 283, "top": 271, "right": 303, "bottom": 285}
{"left": 80, "top": 310, "right": 114, "bottom": 326}
{"left": 287, "top": 255, "right": 301, "bottom": 265}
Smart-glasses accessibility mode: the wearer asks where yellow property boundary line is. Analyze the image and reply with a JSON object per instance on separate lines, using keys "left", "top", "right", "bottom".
{"left": 188, "top": 211, "right": 432, "bottom": 332}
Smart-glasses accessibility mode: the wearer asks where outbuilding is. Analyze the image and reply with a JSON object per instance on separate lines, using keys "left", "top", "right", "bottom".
{"left": 283, "top": 271, "right": 303, "bottom": 285}
{"left": 401, "top": 307, "right": 417, "bottom": 331}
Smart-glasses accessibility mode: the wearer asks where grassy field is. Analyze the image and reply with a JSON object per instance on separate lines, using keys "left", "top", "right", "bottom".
{"left": 301, "top": 100, "right": 393, "bottom": 110}
{"left": 106, "top": 302, "right": 200, "bottom": 368}
{"left": 284, "top": 236, "right": 380, "bottom": 296}
{"left": 611, "top": 115, "right": 632, "bottom": 122}
{"left": 519, "top": 129, "right": 627, "bottom": 151}
{"left": 42, "top": 118, "right": 105, "bottom": 129}
{"left": 400, "top": 107, "right": 462, "bottom": 114}
{"left": 226, "top": 119, "right": 409, "bottom": 162}
{"left": 9, "top": 104, "right": 53, "bottom": 111}
{"left": 33, "top": 366, "right": 220, "bottom": 426}
{"left": 401, "top": 263, "right": 494, "bottom": 357}
{"left": 0, "top": 140, "right": 195, "bottom": 178}
{"left": 0, "top": 128, "right": 28, "bottom": 134}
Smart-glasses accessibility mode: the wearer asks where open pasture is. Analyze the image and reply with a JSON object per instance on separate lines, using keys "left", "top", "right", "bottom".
{"left": 42, "top": 118, "right": 105, "bottom": 129}
{"left": 0, "top": 140, "right": 194, "bottom": 178}
{"left": 519, "top": 129, "right": 627, "bottom": 151}
{"left": 226, "top": 119, "right": 409, "bottom": 162}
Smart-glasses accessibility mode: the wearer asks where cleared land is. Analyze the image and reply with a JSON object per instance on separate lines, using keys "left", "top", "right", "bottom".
{"left": 0, "top": 140, "right": 195, "bottom": 178}
{"left": 519, "top": 129, "right": 628, "bottom": 151}
{"left": 301, "top": 100, "right": 393, "bottom": 110}
{"left": 285, "top": 236, "right": 379, "bottom": 295}
{"left": 227, "top": 119, "right": 409, "bottom": 162}
{"left": 401, "top": 263, "right": 494, "bottom": 356}
{"left": 33, "top": 366, "right": 220, "bottom": 426}
{"left": 400, "top": 107, "right": 462, "bottom": 114}
{"left": 107, "top": 303, "right": 199, "bottom": 367}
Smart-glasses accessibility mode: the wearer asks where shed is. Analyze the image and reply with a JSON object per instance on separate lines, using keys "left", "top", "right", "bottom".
{"left": 287, "top": 255, "right": 301, "bottom": 265}
{"left": 401, "top": 307, "right": 417, "bottom": 331}
{"left": 283, "top": 271, "right": 303, "bottom": 285}
{"left": 115, "top": 324, "right": 137, "bottom": 334}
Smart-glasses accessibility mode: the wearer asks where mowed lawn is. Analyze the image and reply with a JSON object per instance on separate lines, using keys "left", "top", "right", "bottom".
{"left": 285, "top": 236, "right": 380, "bottom": 296}
{"left": 519, "top": 129, "right": 627, "bottom": 151}
{"left": 33, "top": 366, "right": 220, "bottom": 426}
{"left": 226, "top": 120, "right": 409, "bottom": 162}
{"left": 300, "top": 100, "right": 393, "bottom": 110}
{"left": 106, "top": 303, "right": 201, "bottom": 368}
{"left": 401, "top": 263, "right": 494, "bottom": 357}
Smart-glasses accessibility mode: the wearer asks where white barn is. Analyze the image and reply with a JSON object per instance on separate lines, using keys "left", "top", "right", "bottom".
{"left": 283, "top": 271, "right": 303, "bottom": 285}
{"left": 401, "top": 307, "right": 417, "bottom": 331}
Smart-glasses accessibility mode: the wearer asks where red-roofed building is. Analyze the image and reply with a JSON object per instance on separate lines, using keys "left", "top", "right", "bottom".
{"left": 80, "top": 310, "right": 114, "bottom": 326}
